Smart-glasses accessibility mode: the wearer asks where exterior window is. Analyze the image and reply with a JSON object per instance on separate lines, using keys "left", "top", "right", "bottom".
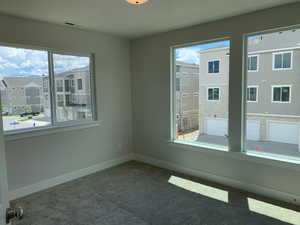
{"left": 77, "top": 79, "right": 83, "bottom": 90}
{"left": 176, "top": 65, "right": 180, "bottom": 72}
{"left": 245, "top": 28, "right": 299, "bottom": 163}
{"left": 207, "top": 88, "right": 220, "bottom": 101}
{"left": 173, "top": 40, "right": 230, "bottom": 151}
{"left": 56, "top": 80, "right": 63, "bottom": 92}
{"left": 247, "top": 87, "right": 258, "bottom": 102}
{"left": 208, "top": 60, "right": 220, "bottom": 73}
{"left": 248, "top": 55, "right": 258, "bottom": 72}
{"left": 0, "top": 45, "right": 95, "bottom": 133}
{"left": 272, "top": 86, "right": 290, "bottom": 103}
{"left": 273, "top": 52, "right": 292, "bottom": 70}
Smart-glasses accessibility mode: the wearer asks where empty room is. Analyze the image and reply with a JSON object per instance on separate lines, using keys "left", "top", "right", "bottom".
{"left": 0, "top": 0, "right": 300, "bottom": 224}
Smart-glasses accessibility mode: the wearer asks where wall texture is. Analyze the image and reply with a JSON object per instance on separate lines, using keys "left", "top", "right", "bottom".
{"left": 0, "top": 14, "right": 132, "bottom": 191}
{"left": 131, "top": 2, "right": 300, "bottom": 203}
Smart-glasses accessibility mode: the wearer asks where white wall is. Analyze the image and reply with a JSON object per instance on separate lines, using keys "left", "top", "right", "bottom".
{"left": 0, "top": 14, "right": 132, "bottom": 192}
{"left": 131, "top": 3, "right": 300, "bottom": 203}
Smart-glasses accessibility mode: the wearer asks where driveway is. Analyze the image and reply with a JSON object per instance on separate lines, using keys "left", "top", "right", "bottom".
{"left": 3, "top": 115, "right": 51, "bottom": 131}
{"left": 197, "top": 134, "right": 300, "bottom": 158}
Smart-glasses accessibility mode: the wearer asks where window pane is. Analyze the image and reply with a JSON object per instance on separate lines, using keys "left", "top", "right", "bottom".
{"left": 250, "top": 56, "right": 257, "bottom": 71}
{"left": 273, "top": 87, "right": 281, "bottom": 101}
{"left": 208, "top": 61, "right": 214, "bottom": 73}
{"left": 283, "top": 53, "right": 291, "bottom": 68}
{"left": 53, "top": 54, "right": 92, "bottom": 122}
{"left": 248, "top": 87, "right": 257, "bottom": 101}
{"left": 274, "top": 54, "right": 282, "bottom": 69}
{"left": 281, "top": 87, "right": 290, "bottom": 102}
{"left": 214, "top": 61, "right": 220, "bottom": 73}
{"left": 0, "top": 46, "right": 51, "bottom": 131}
{"left": 213, "top": 88, "right": 219, "bottom": 100}
{"left": 246, "top": 29, "right": 300, "bottom": 161}
{"left": 174, "top": 40, "right": 230, "bottom": 150}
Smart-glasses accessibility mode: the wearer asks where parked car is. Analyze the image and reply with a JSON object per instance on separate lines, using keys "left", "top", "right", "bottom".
{"left": 20, "top": 112, "right": 40, "bottom": 117}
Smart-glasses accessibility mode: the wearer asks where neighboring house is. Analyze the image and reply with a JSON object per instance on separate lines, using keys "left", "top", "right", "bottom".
{"left": 198, "top": 29, "right": 300, "bottom": 149}
{"left": 43, "top": 66, "right": 92, "bottom": 122}
{"left": 0, "top": 77, "right": 43, "bottom": 114}
{"left": 176, "top": 61, "right": 199, "bottom": 132}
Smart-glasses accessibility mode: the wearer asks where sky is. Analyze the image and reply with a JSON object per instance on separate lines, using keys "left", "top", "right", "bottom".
{"left": 176, "top": 40, "right": 230, "bottom": 64}
{"left": 0, "top": 46, "right": 89, "bottom": 80}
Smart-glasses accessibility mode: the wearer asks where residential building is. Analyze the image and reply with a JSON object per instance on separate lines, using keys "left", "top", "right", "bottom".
{"left": 176, "top": 61, "right": 199, "bottom": 132}
{"left": 198, "top": 30, "right": 300, "bottom": 149}
{"left": 43, "top": 66, "right": 92, "bottom": 121}
{"left": 0, "top": 77, "right": 43, "bottom": 114}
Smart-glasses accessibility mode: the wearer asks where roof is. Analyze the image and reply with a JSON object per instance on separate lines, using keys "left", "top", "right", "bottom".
{"left": 56, "top": 66, "right": 89, "bottom": 77}
{"left": 0, "top": 77, "right": 42, "bottom": 89}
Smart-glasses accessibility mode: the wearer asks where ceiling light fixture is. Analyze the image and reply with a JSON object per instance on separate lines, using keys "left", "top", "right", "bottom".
{"left": 126, "top": 0, "right": 149, "bottom": 5}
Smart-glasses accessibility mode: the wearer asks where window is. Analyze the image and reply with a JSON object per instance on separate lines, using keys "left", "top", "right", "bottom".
{"left": 0, "top": 45, "right": 95, "bottom": 133}
{"left": 248, "top": 55, "right": 258, "bottom": 72}
{"left": 273, "top": 52, "right": 292, "bottom": 70}
{"left": 172, "top": 40, "right": 230, "bottom": 150}
{"left": 245, "top": 28, "right": 299, "bottom": 162}
{"left": 208, "top": 60, "right": 220, "bottom": 73}
{"left": 272, "top": 86, "right": 291, "bottom": 103}
{"left": 207, "top": 88, "right": 220, "bottom": 101}
{"left": 247, "top": 86, "right": 258, "bottom": 102}
{"left": 77, "top": 79, "right": 83, "bottom": 90}
{"left": 56, "top": 80, "right": 64, "bottom": 92}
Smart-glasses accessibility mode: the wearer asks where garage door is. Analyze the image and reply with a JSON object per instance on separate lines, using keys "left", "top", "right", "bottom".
{"left": 268, "top": 121, "right": 299, "bottom": 144}
{"left": 205, "top": 119, "right": 228, "bottom": 136}
{"left": 246, "top": 120, "right": 260, "bottom": 141}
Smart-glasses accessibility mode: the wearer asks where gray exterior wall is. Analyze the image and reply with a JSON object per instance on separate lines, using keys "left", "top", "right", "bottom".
{"left": 176, "top": 61, "right": 199, "bottom": 132}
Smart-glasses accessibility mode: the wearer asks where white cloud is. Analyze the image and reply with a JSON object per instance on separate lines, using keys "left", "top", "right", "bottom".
{"left": 176, "top": 48, "right": 199, "bottom": 64}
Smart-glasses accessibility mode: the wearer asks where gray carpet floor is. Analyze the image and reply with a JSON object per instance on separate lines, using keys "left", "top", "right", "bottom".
{"left": 11, "top": 161, "right": 300, "bottom": 225}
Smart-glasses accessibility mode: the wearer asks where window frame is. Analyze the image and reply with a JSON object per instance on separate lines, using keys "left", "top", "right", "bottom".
{"left": 207, "top": 87, "right": 220, "bottom": 101}
{"left": 247, "top": 85, "right": 258, "bottom": 103}
{"left": 207, "top": 59, "right": 221, "bottom": 74}
{"left": 272, "top": 51, "right": 293, "bottom": 71}
{"left": 247, "top": 55, "right": 259, "bottom": 72}
{"left": 271, "top": 85, "right": 292, "bottom": 104}
{"left": 0, "top": 42, "right": 98, "bottom": 136}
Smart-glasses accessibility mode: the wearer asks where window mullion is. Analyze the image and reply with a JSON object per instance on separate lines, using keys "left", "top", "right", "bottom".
{"left": 48, "top": 51, "right": 57, "bottom": 126}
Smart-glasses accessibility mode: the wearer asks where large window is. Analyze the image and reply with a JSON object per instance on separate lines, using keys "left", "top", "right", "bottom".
{"left": 273, "top": 52, "right": 292, "bottom": 70}
{"left": 248, "top": 55, "right": 258, "bottom": 72}
{"left": 173, "top": 40, "right": 230, "bottom": 150}
{"left": 245, "top": 28, "right": 300, "bottom": 161}
{"left": 0, "top": 45, "right": 95, "bottom": 132}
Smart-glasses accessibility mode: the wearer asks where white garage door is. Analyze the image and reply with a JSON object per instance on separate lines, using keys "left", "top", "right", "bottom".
{"left": 268, "top": 121, "right": 299, "bottom": 144}
{"left": 205, "top": 119, "right": 228, "bottom": 136}
{"left": 246, "top": 120, "right": 260, "bottom": 141}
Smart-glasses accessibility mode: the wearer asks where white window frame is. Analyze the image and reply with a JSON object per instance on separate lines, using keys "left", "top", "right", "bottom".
{"left": 207, "top": 87, "right": 220, "bottom": 101}
{"left": 0, "top": 43, "right": 98, "bottom": 137}
{"left": 272, "top": 51, "right": 293, "bottom": 71}
{"left": 271, "top": 85, "right": 292, "bottom": 104}
{"left": 247, "top": 85, "right": 258, "bottom": 103}
{"left": 208, "top": 59, "right": 221, "bottom": 74}
{"left": 247, "top": 55, "right": 259, "bottom": 72}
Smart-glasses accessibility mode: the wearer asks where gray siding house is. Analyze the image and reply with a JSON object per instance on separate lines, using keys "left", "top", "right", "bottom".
{"left": 0, "top": 77, "right": 43, "bottom": 114}
{"left": 198, "top": 30, "right": 300, "bottom": 150}
{"left": 176, "top": 61, "right": 199, "bottom": 133}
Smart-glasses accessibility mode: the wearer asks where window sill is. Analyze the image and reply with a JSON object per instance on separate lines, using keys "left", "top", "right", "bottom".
{"left": 170, "top": 140, "right": 228, "bottom": 152}
{"left": 4, "top": 121, "right": 101, "bottom": 141}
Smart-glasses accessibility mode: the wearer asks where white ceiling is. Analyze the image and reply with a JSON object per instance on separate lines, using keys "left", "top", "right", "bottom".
{"left": 0, "top": 0, "right": 298, "bottom": 38}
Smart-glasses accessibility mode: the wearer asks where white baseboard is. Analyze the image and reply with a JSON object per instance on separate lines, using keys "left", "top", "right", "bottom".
{"left": 9, "top": 153, "right": 134, "bottom": 201}
{"left": 134, "top": 153, "right": 300, "bottom": 206}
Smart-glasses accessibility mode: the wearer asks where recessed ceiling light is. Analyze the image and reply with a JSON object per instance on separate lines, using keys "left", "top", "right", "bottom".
{"left": 126, "top": 0, "right": 149, "bottom": 5}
